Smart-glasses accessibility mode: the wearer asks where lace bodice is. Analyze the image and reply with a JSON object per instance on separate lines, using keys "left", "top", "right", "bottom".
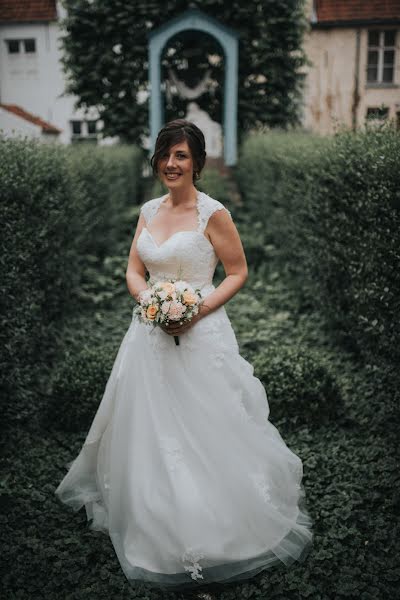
{"left": 137, "top": 190, "right": 232, "bottom": 295}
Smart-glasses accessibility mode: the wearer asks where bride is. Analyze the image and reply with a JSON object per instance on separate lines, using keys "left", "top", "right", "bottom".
{"left": 55, "top": 119, "right": 313, "bottom": 593}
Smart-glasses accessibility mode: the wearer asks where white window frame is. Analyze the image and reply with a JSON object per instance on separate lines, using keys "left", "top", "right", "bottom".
{"left": 367, "top": 29, "right": 396, "bottom": 85}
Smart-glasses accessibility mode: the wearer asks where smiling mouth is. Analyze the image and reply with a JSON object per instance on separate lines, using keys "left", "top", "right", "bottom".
{"left": 165, "top": 173, "right": 181, "bottom": 178}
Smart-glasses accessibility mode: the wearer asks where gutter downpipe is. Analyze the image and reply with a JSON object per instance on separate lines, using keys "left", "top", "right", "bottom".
{"left": 352, "top": 28, "right": 361, "bottom": 131}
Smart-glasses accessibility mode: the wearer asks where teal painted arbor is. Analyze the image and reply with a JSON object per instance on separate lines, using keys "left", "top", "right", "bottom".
{"left": 148, "top": 8, "right": 239, "bottom": 166}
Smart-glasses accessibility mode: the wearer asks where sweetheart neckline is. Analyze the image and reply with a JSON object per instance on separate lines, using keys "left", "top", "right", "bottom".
{"left": 141, "top": 227, "right": 214, "bottom": 250}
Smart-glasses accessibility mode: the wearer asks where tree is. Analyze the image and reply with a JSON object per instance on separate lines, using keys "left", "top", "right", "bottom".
{"left": 59, "top": 0, "right": 308, "bottom": 146}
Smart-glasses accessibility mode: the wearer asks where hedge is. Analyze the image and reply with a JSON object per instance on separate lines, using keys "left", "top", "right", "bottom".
{"left": 237, "top": 127, "right": 400, "bottom": 405}
{"left": 0, "top": 138, "right": 143, "bottom": 427}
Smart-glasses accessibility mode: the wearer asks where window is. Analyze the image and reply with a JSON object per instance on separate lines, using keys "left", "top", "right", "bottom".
{"left": 366, "top": 106, "right": 390, "bottom": 128}
{"left": 70, "top": 119, "right": 98, "bottom": 143}
{"left": 6, "top": 40, "right": 20, "bottom": 53}
{"left": 6, "top": 38, "right": 36, "bottom": 54}
{"left": 366, "top": 107, "right": 389, "bottom": 120}
{"left": 24, "top": 39, "right": 36, "bottom": 53}
{"left": 367, "top": 30, "right": 396, "bottom": 84}
{"left": 87, "top": 120, "right": 97, "bottom": 135}
{"left": 71, "top": 121, "right": 82, "bottom": 135}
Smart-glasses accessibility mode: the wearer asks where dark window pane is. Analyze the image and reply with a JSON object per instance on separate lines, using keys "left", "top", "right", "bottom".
{"left": 71, "top": 120, "right": 81, "bottom": 135}
{"left": 367, "top": 107, "right": 388, "bottom": 119}
{"left": 24, "top": 39, "right": 36, "bottom": 53}
{"left": 383, "top": 50, "right": 394, "bottom": 65}
{"left": 7, "top": 40, "right": 20, "bottom": 53}
{"left": 87, "top": 120, "right": 97, "bottom": 134}
{"left": 384, "top": 30, "right": 396, "bottom": 46}
{"left": 383, "top": 66, "right": 394, "bottom": 82}
{"left": 367, "top": 50, "right": 378, "bottom": 66}
{"left": 368, "top": 30, "right": 380, "bottom": 46}
{"left": 367, "top": 66, "right": 378, "bottom": 82}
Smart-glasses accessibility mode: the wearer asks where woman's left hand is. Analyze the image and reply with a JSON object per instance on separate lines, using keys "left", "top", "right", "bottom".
{"left": 160, "top": 313, "right": 201, "bottom": 336}
{"left": 160, "top": 303, "right": 212, "bottom": 336}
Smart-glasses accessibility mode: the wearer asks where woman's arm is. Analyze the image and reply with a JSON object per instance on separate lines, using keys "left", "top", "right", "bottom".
{"left": 125, "top": 211, "right": 149, "bottom": 302}
{"left": 198, "top": 207, "right": 248, "bottom": 319}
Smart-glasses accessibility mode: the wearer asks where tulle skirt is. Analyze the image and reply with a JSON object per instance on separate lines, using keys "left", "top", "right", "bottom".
{"left": 55, "top": 303, "right": 313, "bottom": 590}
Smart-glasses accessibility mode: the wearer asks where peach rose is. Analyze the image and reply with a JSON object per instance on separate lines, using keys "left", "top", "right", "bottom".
{"left": 160, "top": 281, "right": 175, "bottom": 296}
{"left": 146, "top": 305, "right": 158, "bottom": 320}
{"left": 168, "top": 300, "right": 186, "bottom": 320}
{"left": 182, "top": 291, "right": 197, "bottom": 305}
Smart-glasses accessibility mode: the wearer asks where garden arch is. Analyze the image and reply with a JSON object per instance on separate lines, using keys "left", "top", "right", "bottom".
{"left": 148, "top": 7, "right": 239, "bottom": 165}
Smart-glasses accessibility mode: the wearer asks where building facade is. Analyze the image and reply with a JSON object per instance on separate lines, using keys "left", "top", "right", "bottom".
{"left": 0, "top": 0, "right": 399, "bottom": 142}
{"left": 302, "top": 0, "right": 400, "bottom": 133}
{"left": 0, "top": 0, "right": 103, "bottom": 143}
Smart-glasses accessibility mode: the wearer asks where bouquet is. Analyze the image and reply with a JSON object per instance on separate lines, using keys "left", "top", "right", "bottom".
{"left": 134, "top": 278, "right": 203, "bottom": 345}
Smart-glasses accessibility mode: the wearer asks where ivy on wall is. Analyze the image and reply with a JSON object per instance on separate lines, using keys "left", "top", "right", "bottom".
{"left": 59, "top": 0, "right": 308, "bottom": 145}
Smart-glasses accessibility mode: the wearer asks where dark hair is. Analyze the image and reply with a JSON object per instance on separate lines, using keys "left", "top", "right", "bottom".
{"left": 150, "top": 119, "right": 207, "bottom": 184}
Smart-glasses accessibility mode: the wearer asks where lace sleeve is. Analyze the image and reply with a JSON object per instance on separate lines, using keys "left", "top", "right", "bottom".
{"left": 197, "top": 196, "right": 233, "bottom": 234}
{"left": 140, "top": 196, "right": 166, "bottom": 226}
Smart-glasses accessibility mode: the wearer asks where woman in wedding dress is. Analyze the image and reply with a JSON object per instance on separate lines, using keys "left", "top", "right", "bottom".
{"left": 55, "top": 119, "right": 313, "bottom": 593}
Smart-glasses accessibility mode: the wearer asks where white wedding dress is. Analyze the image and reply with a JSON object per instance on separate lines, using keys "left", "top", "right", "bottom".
{"left": 55, "top": 190, "right": 313, "bottom": 591}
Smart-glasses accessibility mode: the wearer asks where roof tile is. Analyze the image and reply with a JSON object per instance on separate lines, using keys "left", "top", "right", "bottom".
{"left": 315, "top": 0, "right": 400, "bottom": 23}
{"left": 0, "top": 103, "right": 62, "bottom": 133}
{"left": 0, "top": 1, "right": 57, "bottom": 22}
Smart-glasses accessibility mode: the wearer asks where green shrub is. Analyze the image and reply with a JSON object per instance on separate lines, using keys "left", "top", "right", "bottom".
{"left": 237, "top": 127, "right": 400, "bottom": 406}
{"left": 0, "top": 138, "right": 142, "bottom": 426}
{"left": 237, "top": 129, "right": 330, "bottom": 279}
{"left": 43, "top": 343, "right": 116, "bottom": 433}
{"left": 64, "top": 143, "right": 144, "bottom": 262}
{"left": 0, "top": 138, "right": 82, "bottom": 425}
{"left": 301, "top": 127, "right": 400, "bottom": 373}
{"left": 253, "top": 344, "right": 343, "bottom": 428}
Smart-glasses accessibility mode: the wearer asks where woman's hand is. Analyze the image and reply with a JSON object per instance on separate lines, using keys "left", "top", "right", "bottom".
{"left": 160, "top": 303, "right": 211, "bottom": 336}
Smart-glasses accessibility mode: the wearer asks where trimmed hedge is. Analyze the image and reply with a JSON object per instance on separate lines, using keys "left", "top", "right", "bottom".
{"left": 237, "top": 127, "right": 400, "bottom": 404}
{"left": 43, "top": 344, "right": 117, "bottom": 433}
{"left": 236, "top": 130, "right": 330, "bottom": 275}
{"left": 253, "top": 344, "right": 343, "bottom": 428}
{"left": 0, "top": 138, "right": 143, "bottom": 426}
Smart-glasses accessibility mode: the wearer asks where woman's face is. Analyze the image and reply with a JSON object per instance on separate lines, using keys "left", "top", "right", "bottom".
{"left": 157, "top": 140, "right": 195, "bottom": 190}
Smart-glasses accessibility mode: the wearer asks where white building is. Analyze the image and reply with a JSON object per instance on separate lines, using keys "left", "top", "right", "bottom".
{"left": 302, "top": 0, "right": 400, "bottom": 133}
{"left": 0, "top": 0, "right": 103, "bottom": 143}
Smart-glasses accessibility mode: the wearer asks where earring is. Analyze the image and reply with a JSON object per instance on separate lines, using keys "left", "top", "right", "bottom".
{"left": 194, "top": 171, "right": 200, "bottom": 180}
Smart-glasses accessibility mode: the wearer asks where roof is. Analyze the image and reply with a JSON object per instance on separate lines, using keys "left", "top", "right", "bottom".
{"left": 0, "top": 0, "right": 57, "bottom": 23}
{"left": 0, "top": 104, "right": 62, "bottom": 133}
{"left": 313, "top": 0, "right": 400, "bottom": 26}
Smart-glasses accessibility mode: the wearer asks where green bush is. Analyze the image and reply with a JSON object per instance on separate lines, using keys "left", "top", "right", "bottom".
{"left": 43, "top": 343, "right": 117, "bottom": 433}
{"left": 237, "top": 127, "right": 400, "bottom": 405}
{"left": 0, "top": 138, "right": 82, "bottom": 425}
{"left": 0, "top": 138, "right": 142, "bottom": 426}
{"left": 302, "top": 127, "right": 400, "bottom": 373}
{"left": 253, "top": 344, "right": 343, "bottom": 427}
{"left": 64, "top": 143, "right": 144, "bottom": 261}
{"left": 237, "top": 129, "right": 330, "bottom": 278}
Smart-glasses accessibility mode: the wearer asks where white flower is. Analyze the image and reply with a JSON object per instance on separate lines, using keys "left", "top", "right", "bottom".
{"left": 174, "top": 280, "right": 189, "bottom": 293}
{"left": 139, "top": 289, "right": 152, "bottom": 304}
{"left": 161, "top": 301, "right": 171, "bottom": 314}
